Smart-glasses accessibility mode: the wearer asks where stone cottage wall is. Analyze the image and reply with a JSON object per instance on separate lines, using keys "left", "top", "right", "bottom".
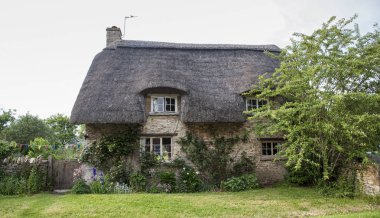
{"left": 358, "top": 164, "right": 380, "bottom": 195}
{"left": 85, "top": 117, "right": 287, "bottom": 185}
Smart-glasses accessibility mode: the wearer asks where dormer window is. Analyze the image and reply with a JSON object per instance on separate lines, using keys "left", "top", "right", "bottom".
{"left": 246, "top": 98, "right": 267, "bottom": 111}
{"left": 151, "top": 95, "right": 177, "bottom": 113}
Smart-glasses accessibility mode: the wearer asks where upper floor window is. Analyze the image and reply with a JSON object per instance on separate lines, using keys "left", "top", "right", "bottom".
{"left": 151, "top": 95, "right": 177, "bottom": 113}
{"left": 246, "top": 98, "right": 267, "bottom": 111}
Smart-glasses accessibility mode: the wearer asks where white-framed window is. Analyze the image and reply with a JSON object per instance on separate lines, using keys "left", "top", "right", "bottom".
{"left": 151, "top": 95, "right": 177, "bottom": 113}
{"left": 261, "top": 141, "right": 281, "bottom": 156}
{"left": 140, "top": 137, "right": 172, "bottom": 160}
{"left": 246, "top": 98, "right": 267, "bottom": 111}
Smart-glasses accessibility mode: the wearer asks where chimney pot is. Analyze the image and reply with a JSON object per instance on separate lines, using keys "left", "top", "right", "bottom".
{"left": 106, "top": 26, "right": 122, "bottom": 46}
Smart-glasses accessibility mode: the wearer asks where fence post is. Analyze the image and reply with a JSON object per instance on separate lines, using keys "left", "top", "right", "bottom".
{"left": 48, "top": 155, "right": 53, "bottom": 189}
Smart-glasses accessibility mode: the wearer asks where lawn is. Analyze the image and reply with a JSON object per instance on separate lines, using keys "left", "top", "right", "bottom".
{"left": 0, "top": 186, "right": 379, "bottom": 218}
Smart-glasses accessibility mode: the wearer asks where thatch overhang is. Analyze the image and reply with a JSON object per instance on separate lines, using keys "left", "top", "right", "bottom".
{"left": 70, "top": 40, "right": 280, "bottom": 124}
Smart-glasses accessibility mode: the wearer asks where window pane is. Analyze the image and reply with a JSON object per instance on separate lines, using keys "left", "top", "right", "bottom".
{"left": 152, "top": 138, "right": 160, "bottom": 156}
{"left": 273, "top": 142, "right": 279, "bottom": 155}
{"left": 162, "top": 138, "right": 171, "bottom": 145}
{"left": 171, "top": 98, "right": 175, "bottom": 104}
{"left": 165, "top": 98, "right": 171, "bottom": 104}
{"left": 166, "top": 104, "right": 171, "bottom": 111}
{"left": 163, "top": 144, "right": 172, "bottom": 160}
{"left": 170, "top": 105, "right": 175, "bottom": 112}
{"left": 153, "top": 97, "right": 164, "bottom": 112}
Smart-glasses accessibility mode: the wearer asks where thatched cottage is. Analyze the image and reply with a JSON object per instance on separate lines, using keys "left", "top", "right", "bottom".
{"left": 71, "top": 26, "right": 286, "bottom": 184}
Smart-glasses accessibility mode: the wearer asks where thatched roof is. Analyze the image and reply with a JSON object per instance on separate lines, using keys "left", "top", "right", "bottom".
{"left": 71, "top": 40, "right": 280, "bottom": 124}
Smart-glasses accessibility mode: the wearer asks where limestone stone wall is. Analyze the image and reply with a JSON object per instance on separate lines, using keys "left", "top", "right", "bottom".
{"left": 358, "top": 164, "right": 380, "bottom": 195}
{"left": 85, "top": 116, "right": 287, "bottom": 185}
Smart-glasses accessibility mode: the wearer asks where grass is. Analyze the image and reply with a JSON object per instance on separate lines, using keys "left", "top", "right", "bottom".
{"left": 0, "top": 186, "right": 379, "bottom": 217}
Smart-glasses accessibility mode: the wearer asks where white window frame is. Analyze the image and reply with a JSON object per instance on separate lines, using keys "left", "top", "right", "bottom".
{"left": 246, "top": 98, "right": 267, "bottom": 111}
{"left": 150, "top": 94, "right": 178, "bottom": 113}
{"left": 140, "top": 137, "right": 173, "bottom": 161}
{"left": 261, "top": 141, "right": 281, "bottom": 156}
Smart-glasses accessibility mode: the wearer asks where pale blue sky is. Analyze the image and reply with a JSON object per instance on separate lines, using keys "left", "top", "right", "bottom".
{"left": 0, "top": 0, "right": 379, "bottom": 118}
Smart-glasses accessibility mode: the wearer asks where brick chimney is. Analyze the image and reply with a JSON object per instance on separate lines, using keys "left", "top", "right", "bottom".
{"left": 106, "top": 26, "right": 122, "bottom": 46}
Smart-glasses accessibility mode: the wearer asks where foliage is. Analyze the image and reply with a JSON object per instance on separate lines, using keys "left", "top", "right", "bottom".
{"left": 113, "top": 182, "right": 132, "bottom": 194}
{"left": 176, "top": 166, "right": 202, "bottom": 193}
{"left": 28, "top": 137, "right": 51, "bottom": 159}
{"left": 178, "top": 132, "right": 246, "bottom": 186}
{"left": 248, "top": 16, "right": 380, "bottom": 183}
{"left": 129, "top": 172, "right": 147, "bottom": 192}
{"left": 0, "top": 140, "right": 18, "bottom": 159}
{"left": 27, "top": 166, "right": 41, "bottom": 194}
{"left": 232, "top": 151, "right": 256, "bottom": 177}
{"left": 0, "top": 164, "right": 48, "bottom": 195}
{"left": 222, "top": 174, "right": 259, "bottom": 192}
{"left": 46, "top": 114, "right": 77, "bottom": 145}
{"left": 286, "top": 160, "right": 322, "bottom": 186}
{"left": 140, "top": 151, "right": 159, "bottom": 173}
{"left": 71, "top": 179, "right": 91, "bottom": 194}
{"left": 3, "top": 113, "right": 53, "bottom": 144}
{"left": 80, "top": 127, "right": 140, "bottom": 172}
{"left": 0, "top": 176, "right": 28, "bottom": 195}
{"left": 108, "top": 160, "right": 131, "bottom": 184}
{"left": 0, "top": 109, "right": 15, "bottom": 135}
{"left": 317, "top": 168, "right": 359, "bottom": 198}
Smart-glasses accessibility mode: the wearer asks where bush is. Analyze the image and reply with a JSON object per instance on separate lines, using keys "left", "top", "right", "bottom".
{"left": 0, "top": 140, "right": 17, "bottom": 159}
{"left": 89, "top": 174, "right": 115, "bottom": 194}
{"left": 222, "top": 174, "right": 259, "bottom": 192}
{"left": 27, "top": 166, "right": 41, "bottom": 194}
{"left": 178, "top": 133, "right": 247, "bottom": 187}
{"left": 108, "top": 160, "right": 131, "bottom": 183}
{"left": 286, "top": 162, "right": 321, "bottom": 186}
{"left": 130, "top": 172, "right": 147, "bottom": 192}
{"left": 72, "top": 179, "right": 91, "bottom": 194}
{"left": 0, "top": 176, "right": 28, "bottom": 195}
{"left": 176, "top": 167, "right": 202, "bottom": 193}
{"left": 317, "top": 169, "right": 359, "bottom": 198}
{"left": 232, "top": 152, "right": 255, "bottom": 177}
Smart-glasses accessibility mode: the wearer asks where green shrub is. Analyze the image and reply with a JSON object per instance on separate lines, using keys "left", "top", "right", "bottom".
{"left": 0, "top": 140, "right": 18, "bottom": 159}
{"left": 178, "top": 133, "right": 246, "bottom": 187}
{"left": 108, "top": 160, "right": 131, "bottom": 183}
{"left": 176, "top": 167, "right": 202, "bottom": 193}
{"left": 130, "top": 172, "right": 147, "bottom": 192}
{"left": 140, "top": 152, "right": 159, "bottom": 173}
{"left": 72, "top": 179, "right": 91, "bottom": 194}
{"left": 232, "top": 152, "right": 255, "bottom": 177}
{"left": 27, "top": 166, "right": 41, "bottom": 194}
{"left": 222, "top": 174, "right": 259, "bottom": 192}
{"left": 89, "top": 174, "right": 115, "bottom": 194}
{"left": 157, "top": 171, "right": 176, "bottom": 193}
{"left": 286, "top": 162, "right": 321, "bottom": 186}
{"left": 317, "top": 170, "right": 359, "bottom": 198}
{"left": 0, "top": 176, "right": 28, "bottom": 195}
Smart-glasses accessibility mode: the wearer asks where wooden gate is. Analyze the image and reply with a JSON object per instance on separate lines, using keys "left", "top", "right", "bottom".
{"left": 52, "top": 159, "right": 81, "bottom": 189}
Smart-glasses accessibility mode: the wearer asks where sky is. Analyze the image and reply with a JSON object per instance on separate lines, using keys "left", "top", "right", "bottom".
{"left": 0, "top": 0, "right": 379, "bottom": 119}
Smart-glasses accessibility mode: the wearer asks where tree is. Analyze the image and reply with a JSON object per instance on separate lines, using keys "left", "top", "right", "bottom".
{"left": 248, "top": 16, "right": 380, "bottom": 183}
{"left": 46, "top": 114, "right": 77, "bottom": 145}
{"left": 0, "top": 109, "right": 15, "bottom": 134}
{"left": 3, "top": 113, "right": 53, "bottom": 144}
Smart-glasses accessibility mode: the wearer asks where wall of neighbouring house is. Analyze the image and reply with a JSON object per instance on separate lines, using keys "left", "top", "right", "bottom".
{"left": 85, "top": 116, "right": 287, "bottom": 185}
{"left": 358, "top": 163, "right": 380, "bottom": 195}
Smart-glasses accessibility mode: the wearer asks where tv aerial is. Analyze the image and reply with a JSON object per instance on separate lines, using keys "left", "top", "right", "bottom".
{"left": 123, "top": 15, "right": 137, "bottom": 38}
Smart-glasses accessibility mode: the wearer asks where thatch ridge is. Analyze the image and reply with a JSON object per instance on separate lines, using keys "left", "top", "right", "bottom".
{"left": 71, "top": 40, "right": 280, "bottom": 124}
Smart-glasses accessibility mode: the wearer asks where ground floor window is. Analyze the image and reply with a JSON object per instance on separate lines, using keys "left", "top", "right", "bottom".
{"left": 261, "top": 141, "right": 281, "bottom": 156}
{"left": 140, "top": 137, "right": 172, "bottom": 160}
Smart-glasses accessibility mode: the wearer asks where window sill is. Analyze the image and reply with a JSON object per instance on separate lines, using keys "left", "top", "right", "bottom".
{"left": 260, "top": 156, "right": 287, "bottom": 161}
{"left": 149, "top": 112, "right": 179, "bottom": 116}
